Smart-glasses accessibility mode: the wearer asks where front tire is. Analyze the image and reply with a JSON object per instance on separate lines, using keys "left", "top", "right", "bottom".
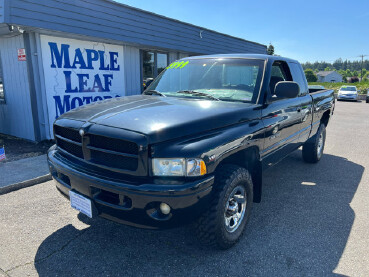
{"left": 302, "top": 124, "right": 326, "bottom": 163}
{"left": 195, "top": 165, "right": 253, "bottom": 249}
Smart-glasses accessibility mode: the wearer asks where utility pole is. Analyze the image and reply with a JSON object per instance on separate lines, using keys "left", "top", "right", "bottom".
{"left": 358, "top": 55, "right": 368, "bottom": 82}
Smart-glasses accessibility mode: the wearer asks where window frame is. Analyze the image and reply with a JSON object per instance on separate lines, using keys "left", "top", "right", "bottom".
{"left": 268, "top": 60, "right": 293, "bottom": 102}
{"left": 141, "top": 50, "right": 169, "bottom": 91}
{"left": 288, "top": 62, "right": 309, "bottom": 96}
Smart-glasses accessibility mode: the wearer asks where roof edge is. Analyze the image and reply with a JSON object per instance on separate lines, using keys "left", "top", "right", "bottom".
{"left": 102, "top": 0, "right": 267, "bottom": 48}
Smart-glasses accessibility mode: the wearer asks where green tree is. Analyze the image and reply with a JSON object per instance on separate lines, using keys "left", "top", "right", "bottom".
{"left": 346, "top": 69, "right": 352, "bottom": 77}
{"left": 304, "top": 69, "right": 317, "bottom": 82}
{"left": 324, "top": 66, "right": 332, "bottom": 71}
{"left": 267, "top": 44, "right": 275, "bottom": 55}
{"left": 338, "top": 69, "right": 346, "bottom": 77}
{"left": 353, "top": 70, "right": 359, "bottom": 77}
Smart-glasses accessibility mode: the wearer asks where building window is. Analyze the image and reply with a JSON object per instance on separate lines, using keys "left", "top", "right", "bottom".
{"left": 157, "top": 53, "right": 168, "bottom": 75}
{"left": 142, "top": 50, "right": 168, "bottom": 90}
{"left": 0, "top": 56, "right": 5, "bottom": 103}
{"left": 143, "top": 51, "right": 155, "bottom": 81}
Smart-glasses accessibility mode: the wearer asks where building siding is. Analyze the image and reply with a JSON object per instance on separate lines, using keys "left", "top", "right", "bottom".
{"left": 6, "top": 0, "right": 266, "bottom": 55}
{"left": 0, "top": 34, "right": 35, "bottom": 140}
{"left": 318, "top": 72, "right": 343, "bottom": 83}
{"left": 169, "top": 52, "right": 179, "bottom": 64}
{"left": 123, "top": 45, "right": 141, "bottom": 96}
{"left": 0, "top": 0, "right": 4, "bottom": 23}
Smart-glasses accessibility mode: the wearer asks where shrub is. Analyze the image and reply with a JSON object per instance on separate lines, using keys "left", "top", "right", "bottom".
{"left": 348, "top": 77, "right": 359, "bottom": 83}
{"left": 304, "top": 69, "right": 317, "bottom": 82}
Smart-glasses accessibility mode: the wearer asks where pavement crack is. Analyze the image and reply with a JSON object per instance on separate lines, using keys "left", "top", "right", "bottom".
{"left": 35, "top": 228, "right": 89, "bottom": 264}
{"left": 5, "top": 228, "right": 89, "bottom": 274}
{"left": 0, "top": 267, "right": 10, "bottom": 277}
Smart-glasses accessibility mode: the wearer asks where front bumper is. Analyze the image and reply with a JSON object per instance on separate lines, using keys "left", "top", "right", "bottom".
{"left": 337, "top": 94, "right": 358, "bottom": 101}
{"left": 48, "top": 148, "right": 214, "bottom": 229}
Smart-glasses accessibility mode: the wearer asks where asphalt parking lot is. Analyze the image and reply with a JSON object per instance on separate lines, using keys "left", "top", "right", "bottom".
{"left": 1, "top": 100, "right": 368, "bottom": 277}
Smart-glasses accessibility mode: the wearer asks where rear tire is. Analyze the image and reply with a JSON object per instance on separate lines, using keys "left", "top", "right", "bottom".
{"left": 302, "top": 124, "right": 326, "bottom": 163}
{"left": 195, "top": 165, "right": 253, "bottom": 249}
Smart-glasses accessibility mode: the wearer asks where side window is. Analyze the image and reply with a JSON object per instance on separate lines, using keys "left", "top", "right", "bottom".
{"left": 289, "top": 62, "right": 308, "bottom": 95}
{"left": 269, "top": 61, "right": 292, "bottom": 98}
{"left": 0, "top": 56, "right": 5, "bottom": 103}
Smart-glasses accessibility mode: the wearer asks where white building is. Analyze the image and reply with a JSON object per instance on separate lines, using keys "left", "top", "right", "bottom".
{"left": 316, "top": 71, "right": 343, "bottom": 83}
{"left": 0, "top": 0, "right": 266, "bottom": 142}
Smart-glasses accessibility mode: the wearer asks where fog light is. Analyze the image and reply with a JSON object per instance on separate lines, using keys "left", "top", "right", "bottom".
{"left": 160, "top": 203, "right": 171, "bottom": 215}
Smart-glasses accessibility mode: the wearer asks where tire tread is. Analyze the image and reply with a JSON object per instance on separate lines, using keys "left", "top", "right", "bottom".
{"left": 195, "top": 164, "right": 253, "bottom": 249}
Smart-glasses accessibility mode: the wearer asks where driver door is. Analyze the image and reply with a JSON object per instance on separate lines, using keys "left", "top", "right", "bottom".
{"left": 261, "top": 61, "right": 303, "bottom": 168}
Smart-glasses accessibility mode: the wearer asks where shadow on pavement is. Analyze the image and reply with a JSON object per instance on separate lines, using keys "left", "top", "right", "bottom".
{"left": 34, "top": 151, "right": 363, "bottom": 276}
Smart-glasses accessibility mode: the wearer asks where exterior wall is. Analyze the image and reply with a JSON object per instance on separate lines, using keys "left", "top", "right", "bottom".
{"left": 0, "top": 34, "right": 35, "bottom": 140}
{"left": 320, "top": 72, "right": 343, "bottom": 83}
{"left": 169, "top": 52, "right": 179, "bottom": 63}
{"left": 123, "top": 45, "right": 141, "bottom": 96}
{"left": 0, "top": 0, "right": 4, "bottom": 23}
{"left": 6, "top": 0, "right": 266, "bottom": 55}
{"left": 0, "top": 31, "right": 190, "bottom": 141}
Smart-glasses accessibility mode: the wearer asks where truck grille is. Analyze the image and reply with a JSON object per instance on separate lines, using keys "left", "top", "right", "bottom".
{"left": 89, "top": 134, "right": 138, "bottom": 155}
{"left": 56, "top": 138, "right": 84, "bottom": 159}
{"left": 54, "top": 125, "right": 143, "bottom": 174}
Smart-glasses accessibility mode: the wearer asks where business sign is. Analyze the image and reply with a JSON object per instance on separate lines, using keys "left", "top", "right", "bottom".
{"left": 18, "top": 48, "right": 26, "bottom": 61}
{"left": 40, "top": 35, "right": 125, "bottom": 136}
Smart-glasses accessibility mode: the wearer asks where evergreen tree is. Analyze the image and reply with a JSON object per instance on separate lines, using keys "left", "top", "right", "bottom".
{"left": 267, "top": 44, "right": 275, "bottom": 55}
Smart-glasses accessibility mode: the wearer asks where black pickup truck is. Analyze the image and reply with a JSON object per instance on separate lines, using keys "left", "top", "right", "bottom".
{"left": 48, "top": 54, "right": 335, "bottom": 249}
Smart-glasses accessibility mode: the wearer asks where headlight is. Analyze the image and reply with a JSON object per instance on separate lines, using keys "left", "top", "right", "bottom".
{"left": 152, "top": 158, "right": 207, "bottom": 176}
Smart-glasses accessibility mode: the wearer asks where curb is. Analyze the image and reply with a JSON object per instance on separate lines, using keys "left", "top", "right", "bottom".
{"left": 0, "top": 174, "right": 52, "bottom": 196}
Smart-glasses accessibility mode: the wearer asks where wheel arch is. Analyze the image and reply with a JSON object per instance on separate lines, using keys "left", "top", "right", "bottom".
{"left": 321, "top": 109, "right": 331, "bottom": 127}
{"left": 216, "top": 146, "right": 263, "bottom": 203}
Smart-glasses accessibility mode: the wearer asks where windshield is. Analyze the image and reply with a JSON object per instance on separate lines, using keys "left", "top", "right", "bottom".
{"left": 146, "top": 58, "right": 265, "bottom": 103}
{"left": 340, "top": 86, "right": 357, "bottom": 92}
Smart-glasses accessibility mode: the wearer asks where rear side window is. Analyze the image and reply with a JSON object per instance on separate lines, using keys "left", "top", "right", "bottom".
{"left": 269, "top": 61, "right": 292, "bottom": 97}
{"left": 289, "top": 62, "right": 308, "bottom": 95}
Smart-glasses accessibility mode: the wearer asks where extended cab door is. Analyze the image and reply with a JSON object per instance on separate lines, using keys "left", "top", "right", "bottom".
{"left": 261, "top": 60, "right": 303, "bottom": 167}
{"left": 288, "top": 62, "right": 313, "bottom": 143}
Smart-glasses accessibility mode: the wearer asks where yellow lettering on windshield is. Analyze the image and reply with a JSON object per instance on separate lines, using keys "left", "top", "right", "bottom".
{"left": 167, "top": 61, "right": 189, "bottom": 69}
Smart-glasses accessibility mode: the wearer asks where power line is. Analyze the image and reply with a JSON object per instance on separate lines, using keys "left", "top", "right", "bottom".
{"left": 358, "top": 55, "right": 368, "bottom": 81}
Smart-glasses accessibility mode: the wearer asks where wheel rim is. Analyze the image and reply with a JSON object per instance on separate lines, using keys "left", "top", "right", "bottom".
{"left": 224, "top": 185, "right": 247, "bottom": 233}
{"left": 317, "top": 133, "right": 324, "bottom": 157}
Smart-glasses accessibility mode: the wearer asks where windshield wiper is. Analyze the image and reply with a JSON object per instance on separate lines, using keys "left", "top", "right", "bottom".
{"left": 144, "top": 90, "right": 166, "bottom": 97}
{"left": 176, "top": 90, "right": 220, "bottom": 101}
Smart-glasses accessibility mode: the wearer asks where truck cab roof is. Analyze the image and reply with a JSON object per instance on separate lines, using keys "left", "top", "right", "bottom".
{"left": 182, "top": 54, "right": 299, "bottom": 64}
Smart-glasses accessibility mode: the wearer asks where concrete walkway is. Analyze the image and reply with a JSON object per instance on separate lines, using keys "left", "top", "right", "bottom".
{"left": 0, "top": 155, "right": 49, "bottom": 189}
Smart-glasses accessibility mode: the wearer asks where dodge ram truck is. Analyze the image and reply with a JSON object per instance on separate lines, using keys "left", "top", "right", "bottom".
{"left": 48, "top": 54, "right": 335, "bottom": 249}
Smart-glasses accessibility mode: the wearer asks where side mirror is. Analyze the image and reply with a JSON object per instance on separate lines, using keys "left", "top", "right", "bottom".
{"left": 274, "top": 81, "right": 300, "bottom": 99}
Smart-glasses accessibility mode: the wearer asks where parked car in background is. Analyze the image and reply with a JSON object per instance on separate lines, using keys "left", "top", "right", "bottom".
{"left": 337, "top": 86, "right": 358, "bottom": 101}
{"left": 308, "top": 85, "right": 325, "bottom": 90}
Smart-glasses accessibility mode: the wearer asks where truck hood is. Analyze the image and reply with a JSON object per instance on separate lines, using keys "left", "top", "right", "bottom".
{"left": 59, "top": 95, "right": 257, "bottom": 143}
